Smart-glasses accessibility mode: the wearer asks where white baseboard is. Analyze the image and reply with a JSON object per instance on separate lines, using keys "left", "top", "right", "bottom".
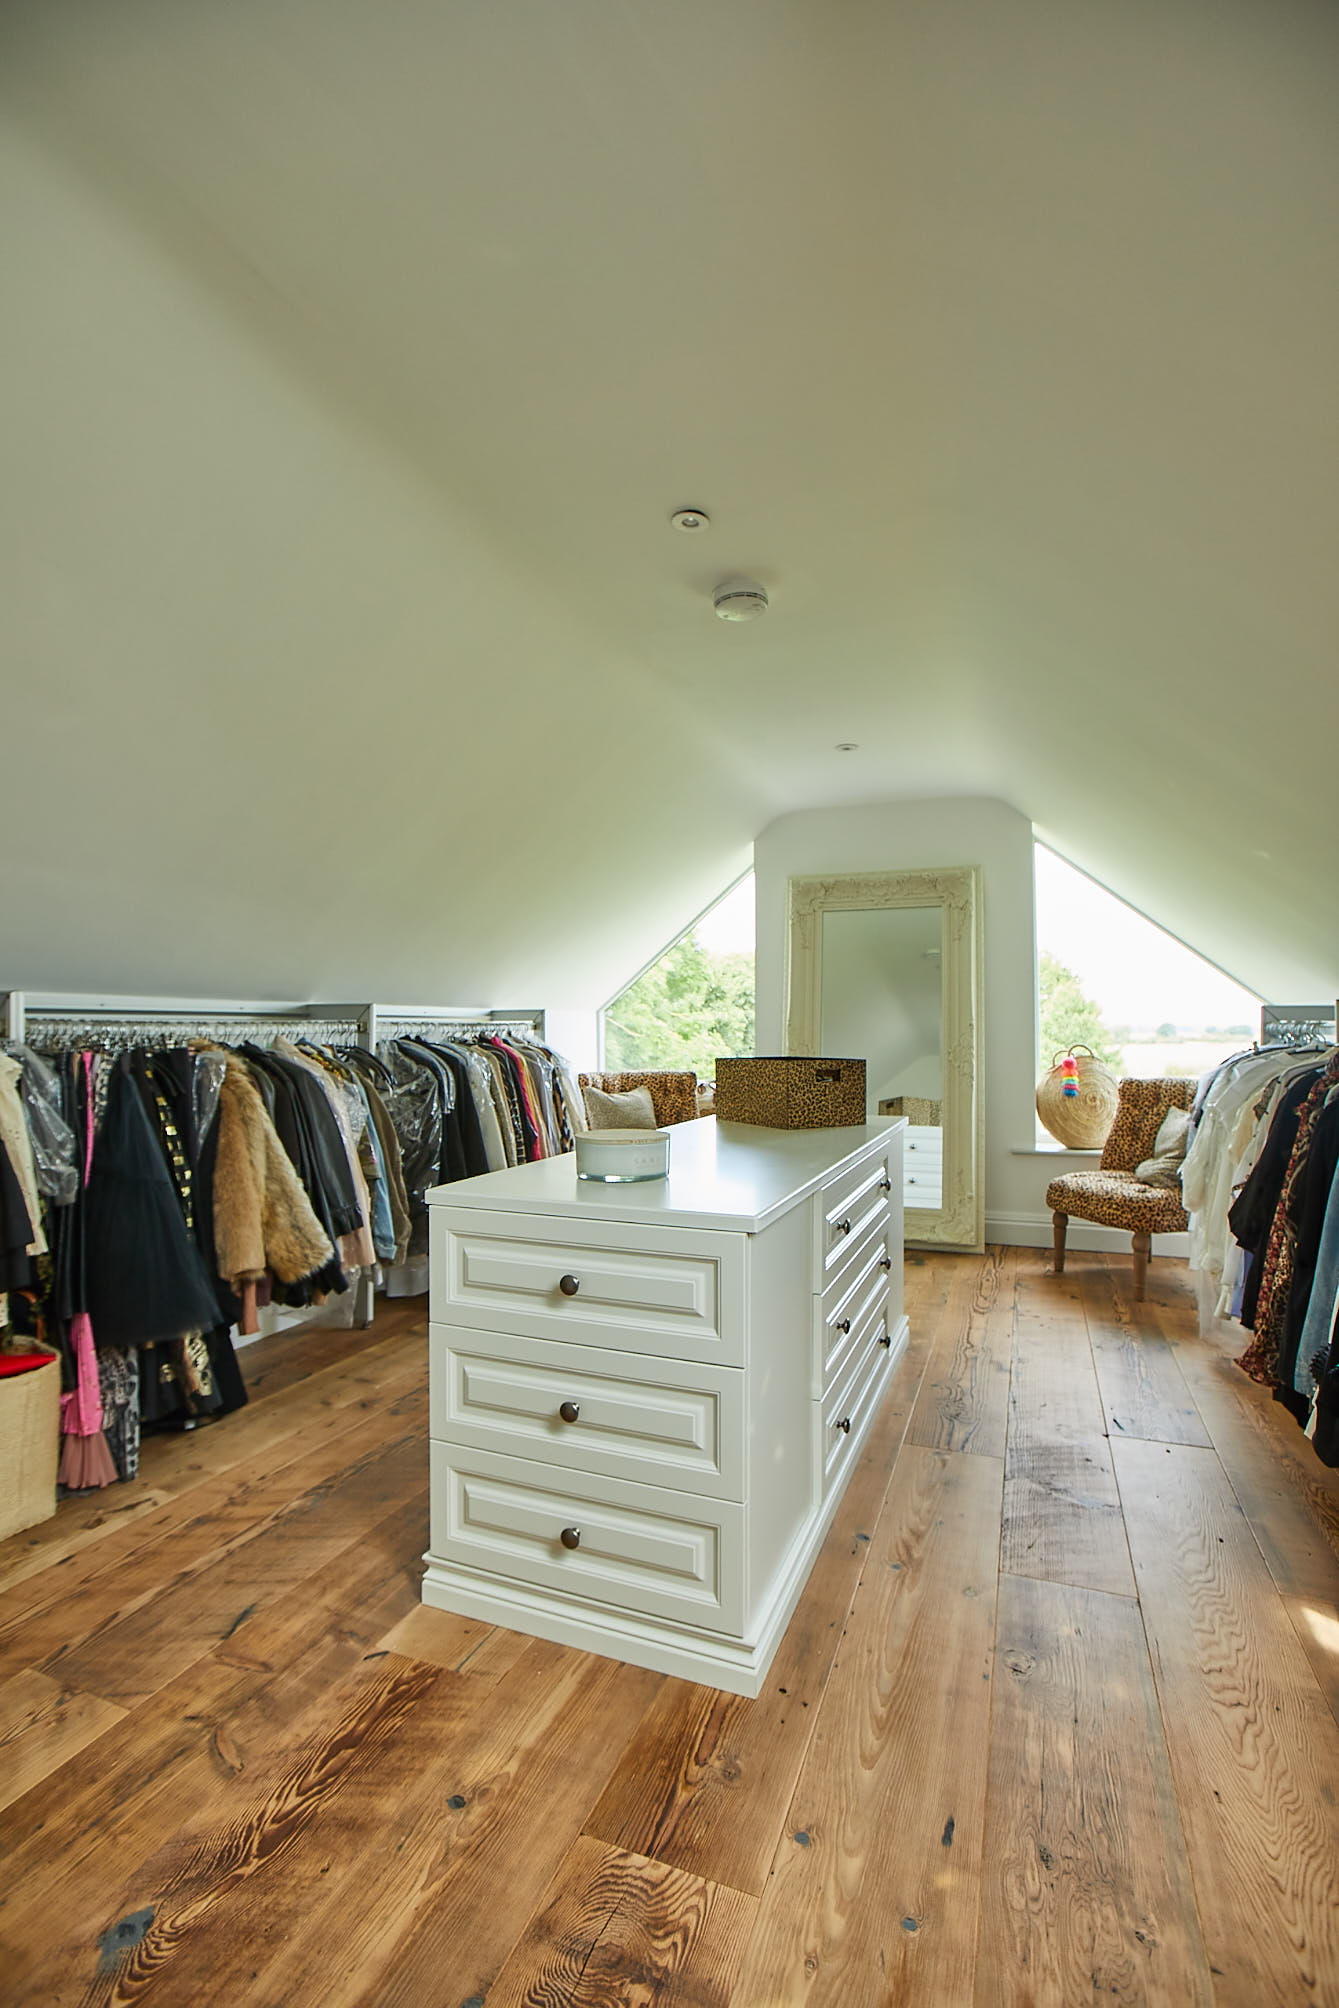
{"left": 985, "top": 1210, "right": 1189, "bottom": 1259}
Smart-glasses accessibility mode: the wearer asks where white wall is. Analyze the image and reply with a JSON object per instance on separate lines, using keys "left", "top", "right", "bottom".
{"left": 756, "top": 795, "right": 1171, "bottom": 1252}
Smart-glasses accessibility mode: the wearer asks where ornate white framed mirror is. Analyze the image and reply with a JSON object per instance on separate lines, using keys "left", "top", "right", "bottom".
{"left": 785, "top": 866, "right": 984, "bottom": 1250}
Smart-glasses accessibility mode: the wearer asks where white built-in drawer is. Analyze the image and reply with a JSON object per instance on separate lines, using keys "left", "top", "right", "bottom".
{"left": 430, "top": 1443, "right": 744, "bottom": 1633}
{"left": 820, "top": 1200, "right": 891, "bottom": 1313}
{"left": 903, "top": 1125, "right": 943, "bottom": 1209}
{"left": 904, "top": 1126, "right": 942, "bottom": 1162}
{"left": 429, "top": 1323, "right": 744, "bottom": 1499}
{"left": 816, "top": 1149, "right": 894, "bottom": 1292}
{"left": 819, "top": 1329, "right": 894, "bottom": 1497}
{"left": 432, "top": 1208, "right": 746, "bottom": 1366}
{"left": 815, "top": 1251, "right": 890, "bottom": 1396}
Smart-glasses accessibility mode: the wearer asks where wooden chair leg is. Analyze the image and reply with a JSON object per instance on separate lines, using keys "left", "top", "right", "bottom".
{"left": 1052, "top": 1211, "right": 1068, "bottom": 1275}
{"left": 1131, "top": 1231, "right": 1151, "bottom": 1300}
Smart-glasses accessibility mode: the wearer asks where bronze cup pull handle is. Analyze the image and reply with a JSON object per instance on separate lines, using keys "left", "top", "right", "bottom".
{"left": 559, "top": 1525, "right": 581, "bottom": 1550}
{"left": 558, "top": 1274, "right": 580, "bottom": 1297}
{"left": 558, "top": 1401, "right": 581, "bottom": 1424}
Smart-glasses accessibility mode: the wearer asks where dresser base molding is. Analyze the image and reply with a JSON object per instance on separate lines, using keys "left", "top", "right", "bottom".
{"left": 422, "top": 1314, "right": 908, "bottom": 1697}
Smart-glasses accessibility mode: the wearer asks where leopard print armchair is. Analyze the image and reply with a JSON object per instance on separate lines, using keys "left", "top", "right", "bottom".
{"left": 578, "top": 1071, "right": 699, "bottom": 1128}
{"left": 1046, "top": 1078, "right": 1196, "bottom": 1300}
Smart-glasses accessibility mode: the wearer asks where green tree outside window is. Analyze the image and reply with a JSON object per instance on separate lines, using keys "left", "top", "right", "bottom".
{"left": 603, "top": 936, "right": 755, "bottom": 1081}
{"left": 1038, "top": 951, "right": 1124, "bottom": 1074}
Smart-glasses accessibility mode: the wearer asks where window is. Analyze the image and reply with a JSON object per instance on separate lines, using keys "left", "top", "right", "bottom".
{"left": 600, "top": 874, "right": 755, "bottom": 1080}
{"left": 1035, "top": 843, "right": 1260, "bottom": 1084}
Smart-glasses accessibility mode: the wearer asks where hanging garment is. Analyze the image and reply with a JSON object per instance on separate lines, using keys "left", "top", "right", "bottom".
{"left": 84, "top": 1058, "right": 222, "bottom": 1349}
{"left": 213, "top": 1054, "right": 334, "bottom": 1292}
{"left": 241, "top": 1045, "right": 364, "bottom": 1239}
{"left": 359, "top": 1072, "right": 413, "bottom": 1260}
{"left": 0, "top": 1055, "right": 47, "bottom": 1264}
{"left": 1238, "top": 1057, "right": 1339, "bottom": 1382}
{"left": 0, "top": 1138, "right": 36, "bottom": 1303}
{"left": 57, "top": 1052, "right": 118, "bottom": 1489}
{"left": 236, "top": 1045, "right": 352, "bottom": 1303}
{"left": 1276, "top": 1094, "right": 1339, "bottom": 1407}
{"left": 97, "top": 1342, "right": 140, "bottom": 1482}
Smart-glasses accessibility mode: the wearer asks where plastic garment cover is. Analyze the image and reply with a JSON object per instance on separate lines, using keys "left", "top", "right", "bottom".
{"left": 193, "top": 1048, "right": 227, "bottom": 1145}
{"left": 9, "top": 1044, "right": 78, "bottom": 1205}
{"left": 376, "top": 1043, "right": 444, "bottom": 1199}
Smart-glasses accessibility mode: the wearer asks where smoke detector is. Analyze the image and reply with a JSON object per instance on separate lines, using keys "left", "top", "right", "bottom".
{"left": 713, "top": 581, "right": 769, "bottom": 622}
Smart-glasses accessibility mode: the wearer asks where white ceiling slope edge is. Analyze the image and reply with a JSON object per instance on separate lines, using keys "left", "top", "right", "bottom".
{"left": 1, "top": 0, "right": 1336, "bottom": 1011}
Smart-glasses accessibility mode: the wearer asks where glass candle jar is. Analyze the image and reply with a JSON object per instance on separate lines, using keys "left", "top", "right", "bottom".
{"left": 575, "top": 1128, "right": 671, "bottom": 1182}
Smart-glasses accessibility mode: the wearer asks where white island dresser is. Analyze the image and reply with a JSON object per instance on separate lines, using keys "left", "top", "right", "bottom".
{"left": 424, "top": 1116, "right": 908, "bottom": 1695}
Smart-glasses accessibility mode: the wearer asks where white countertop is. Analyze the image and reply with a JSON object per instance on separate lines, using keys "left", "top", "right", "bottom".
{"left": 425, "top": 1116, "right": 903, "bottom": 1233}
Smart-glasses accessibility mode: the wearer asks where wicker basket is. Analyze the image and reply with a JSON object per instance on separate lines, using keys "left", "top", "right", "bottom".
{"left": 0, "top": 1348, "right": 60, "bottom": 1541}
{"left": 1036, "top": 1045, "right": 1119, "bottom": 1150}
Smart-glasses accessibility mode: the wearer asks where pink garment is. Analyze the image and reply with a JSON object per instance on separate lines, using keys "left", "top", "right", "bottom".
{"left": 61, "top": 1054, "right": 104, "bottom": 1438}
{"left": 60, "top": 1314, "right": 103, "bottom": 1435}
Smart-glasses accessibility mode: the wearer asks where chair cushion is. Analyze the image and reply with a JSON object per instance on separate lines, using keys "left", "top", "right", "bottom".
{"left": 578, "top": 1072, "right": 699, "bottom": 1128}
{"left": 1099, "top": 1079, "right": 1196, "bottom": 1172}
{"left": 1046, "top": 1169, "right": 1188, "bottom": 1233}
{"left": 583, "top": 1083, "right": 658, "bottom": 1130}
{"left": 1152, "top": 1105, "right": 1192, "bottom": 1160}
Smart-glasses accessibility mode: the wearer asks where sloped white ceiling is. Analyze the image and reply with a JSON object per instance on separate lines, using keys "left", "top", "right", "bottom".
{"left": 2, "top": 0, "right": 1336, "bottom": 1009}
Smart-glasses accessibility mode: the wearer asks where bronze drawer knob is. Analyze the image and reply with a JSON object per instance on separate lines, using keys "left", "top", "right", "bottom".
{"left": 836, "top": 1416, "right": 852, "bottom": 1434}
{"left": 558, "top": 1400, "right": 581, "bottom": 1424}
{"left": 558, "top": 1274, "right": 581, "bottom": 1297}
{"left": 878, "top": 1332, "right": 892, "bottom": 1349}
{"left": 880, "top": 1256, "right": 892, "bottom": 1272}
{"left": 879, "top": 1177, "right": 892, "bottom": 1193}
{"left": 835, "top": 1217, "right": 852, "bottom": 1236}
{"left": 833, "top": 1317, "right": 851, "bottom": 1334}
{"left": 559, "top": 1525, "right": 581, "bottom": 1550}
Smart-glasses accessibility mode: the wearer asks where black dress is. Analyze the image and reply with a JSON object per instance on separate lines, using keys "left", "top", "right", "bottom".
{"left": 85, "top": 1057, "right": 222, "bottom": 1350}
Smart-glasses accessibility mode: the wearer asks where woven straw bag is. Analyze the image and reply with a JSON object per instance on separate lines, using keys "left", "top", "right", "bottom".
{"left": 0, "top": 1345, "right": 60, "bottom": 1541}
{"left": 1036, "top": 1045, "right": 1119, "bottom": 1150}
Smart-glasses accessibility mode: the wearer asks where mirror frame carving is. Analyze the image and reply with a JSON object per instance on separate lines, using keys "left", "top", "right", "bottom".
{"left": 785, "top": 865, "right": 984, "bottom": 1251}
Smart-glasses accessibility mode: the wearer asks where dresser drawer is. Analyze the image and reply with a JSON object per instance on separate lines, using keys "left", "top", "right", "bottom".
{"left": 904, "top": 1126, "right": 942, "bottom": 1163}
{"left": 904, "top": 1165, "right": 943, "bottom": 1208}
{"left": 819, "top": 1328, "right": 893, "bottom": 1497}
{"left": 432, "top": 1209, "right": 746, "bottom": 1365}
{"left": 816, "top": 1151, "right": 894, "bottom": 1291}
{"left": 430, "top": 1444, "right": 744, "bottom": 1633}
{"left": 430, "top": 1324, "right": 744, "bottom": 1499}
{"left": 820, "top": 1198, "right": 892, "bottom": 1317}
{"left": 815, "top": 1250, "right": 890, "bottom": 1395}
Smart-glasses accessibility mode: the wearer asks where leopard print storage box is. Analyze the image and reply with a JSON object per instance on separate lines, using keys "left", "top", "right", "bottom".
{"left": 714, "top": 1056, "right": 866, "bottom": 1129}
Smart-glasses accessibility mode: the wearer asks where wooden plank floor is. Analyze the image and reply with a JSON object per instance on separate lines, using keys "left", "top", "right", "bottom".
{"left": 1, "top": 1251, "right": 1337, "bottom": 2006}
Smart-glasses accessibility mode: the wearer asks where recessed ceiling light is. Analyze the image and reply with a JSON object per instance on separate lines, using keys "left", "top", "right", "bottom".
{"left": 670, "top": 508, "right": 710, "bottom": 532}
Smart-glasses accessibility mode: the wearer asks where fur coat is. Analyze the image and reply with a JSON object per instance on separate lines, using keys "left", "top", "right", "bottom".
{"left": 213, "top": 1055, "right": 333, "bottom": 1288}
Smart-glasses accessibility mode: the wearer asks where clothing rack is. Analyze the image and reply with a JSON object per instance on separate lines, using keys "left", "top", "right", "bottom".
{"left": 1260, "top": 1004, "right": 1338, "bottom": 1051}
{"left": 4, "top": 994, "right": 545, "bottom": 1051}
{"left": 369, "top": 1006, "right": 546, "bottom": 1047}
{"left": 4, "top": 993, "right": 373, "bottom": 1050}
{"left": 2, "top": 991, "right": 550, "bottom": 1322}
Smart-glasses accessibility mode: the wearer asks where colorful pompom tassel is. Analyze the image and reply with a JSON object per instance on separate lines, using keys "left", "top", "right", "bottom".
{"left": 1061, "top": 1054, "right": 1080, "bottom": 1099}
